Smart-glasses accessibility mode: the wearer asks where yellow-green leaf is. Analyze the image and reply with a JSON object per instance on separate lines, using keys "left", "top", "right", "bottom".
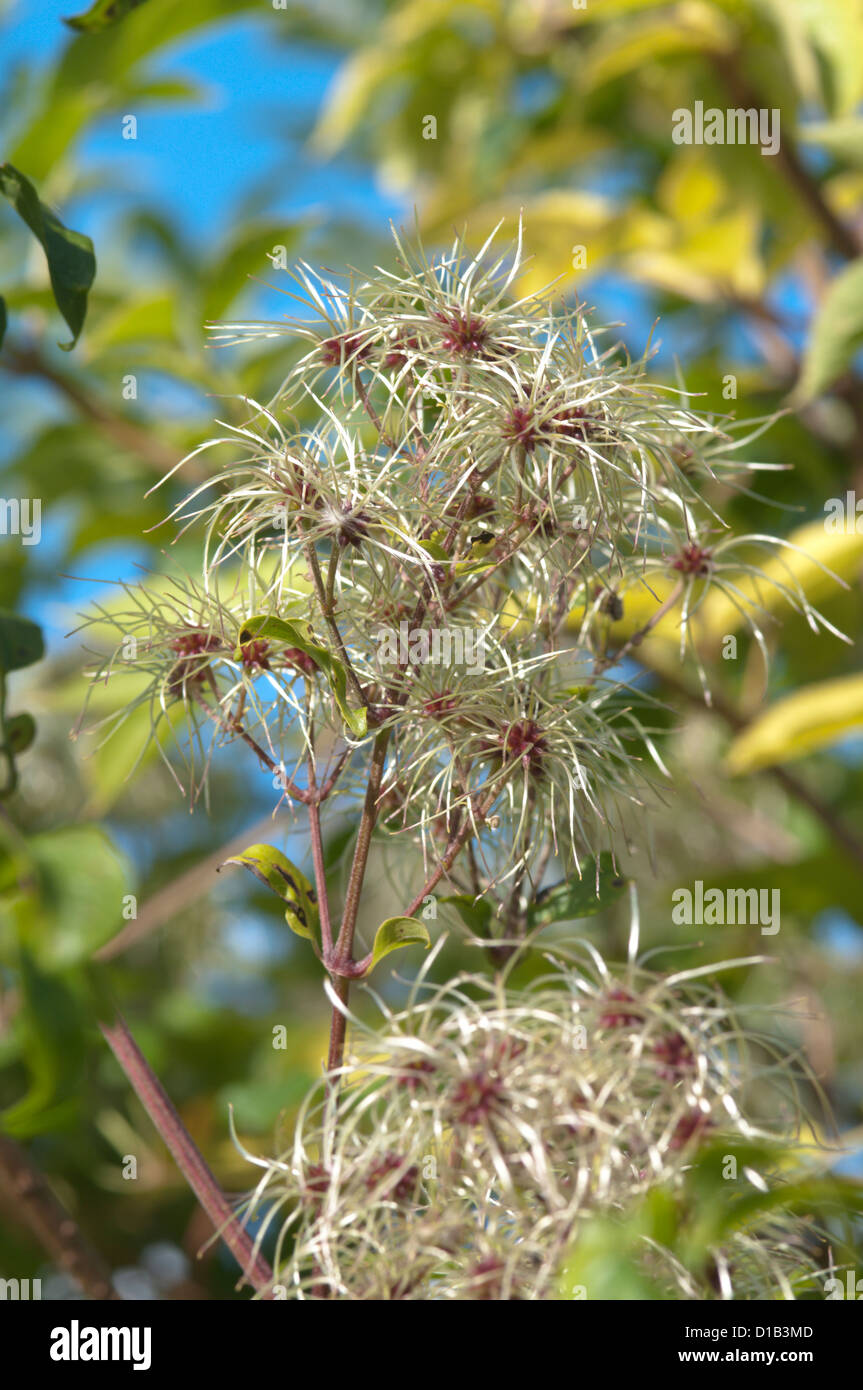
{"left": 64, "top": 0, "right": 151, "bottom": 32}
{"left": 725, "top": 673, "right": 863, "bottom": 774}
{"left": 367, "top": 916, "right": 430, "bottom": 973}
{"left": 220, "top": 843, "right": 319, "bottom": 941}
{"left": 238, "top": 614, "right": 367, "bottom": 737}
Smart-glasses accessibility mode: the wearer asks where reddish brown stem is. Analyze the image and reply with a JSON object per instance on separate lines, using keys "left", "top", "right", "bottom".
{"left": 99, "top": 1012, "right": 275, "bottom": 1297}
{"left": 0, "top": 1132, "right": 120, "bottom": 1300}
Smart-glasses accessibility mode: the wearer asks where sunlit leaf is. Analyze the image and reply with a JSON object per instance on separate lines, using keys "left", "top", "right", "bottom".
{"left": 64, "top": 0, "right": 152, "bottom": 32}
{"left": 220, "top": 842, "right": 319, "bottom": 942}
{"left": 725, "top": 673, "right": 863, "bottom": 774}
{"left": 238, "top": 614, "right": 367, "bottom": 737}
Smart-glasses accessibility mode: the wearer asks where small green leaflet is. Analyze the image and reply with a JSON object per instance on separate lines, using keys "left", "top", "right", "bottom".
{"left": 237, "top": 615, "right": 367, "bottom": 737}
{"left": 221, "top": 843, "right": 319, "bottom": 942}
{"left": 64, "top": 0, "right": 151, "bottom": 31}
{"left": 367, "top": 917, "right": 430, "bottom": 974}
{"left": 0, "top": 164, "right": 96, "bottom": 350}
{"left": 527, "top": 854, "right": 627, "bottom": 928}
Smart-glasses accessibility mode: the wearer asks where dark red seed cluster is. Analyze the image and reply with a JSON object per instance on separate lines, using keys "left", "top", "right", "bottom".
{"left": 653, "top": 1031, "right": 695, "bottom": 1081}
{"left": 366, "top": 1153, "right": 419, "bottom": 1203}
{"left": 598, "top": 987, "right": 641, "bottom": 1028}
{"left": 239, "top": 638, "right": 271, "bottom": 670}
{"left": 383, "top": 334, "right": 419, "bottom": 369}
{"left": 669, "top": 1110, "right": 713, "bottom": 1150}
{"left": 303, "top": 1163, "right": 331, "bottom": 1205}
{"left": 397, "top": 1057, "right": 437, "bottom": 1091}
{"left": 284, "top": 646, "right": 318, "bottom": 678}
{"left": 423, "top": 690, "right": 457, "bottom": 719}
{"left": 499, "top": 718, "right": 548, "bottom": 771}
{"left": 319, "top": 333, "right": 370, "bottom": 367}
{"left": 672, "top": 543, "right": 712, "bottom": 576}
{"left": 336, "top": 506, "right": 370, "bottom": 549}
{"left": 450, "top": 1069, "right": 505, "bottom": 1127}
{"left": 503, "top": 404, "right": 540, "bottom": 452}
{"left": 433, "top": 310, "right": 490, "bottom": 358}
{"left": 550, "top": 404, "right": 593, "bottom": 440}
{"left": 469, "top": 1255, "right": 506, "bottom": 1299}
{"left": 171, "top": 630, "right": 221, "bottom": 659}
{"left": 167, "top": 631, "right": 222, "bottom": 695}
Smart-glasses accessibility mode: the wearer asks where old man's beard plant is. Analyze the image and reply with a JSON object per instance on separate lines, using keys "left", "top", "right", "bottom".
{"left": 79, "top": 226, "right": 850, "bottom": 1298}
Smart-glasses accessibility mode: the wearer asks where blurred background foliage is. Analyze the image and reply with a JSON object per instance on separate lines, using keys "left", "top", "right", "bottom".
{"left": 0, "top": 0, "right": 862, "bottom": 1298}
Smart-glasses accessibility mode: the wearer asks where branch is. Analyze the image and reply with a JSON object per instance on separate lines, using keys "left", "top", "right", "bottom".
{"left": 0, "top": 1132, "right": 120, "bottom": 1300}
{"left": 99, "top": 1012, "right": 275, "bottom": 1297}
{"left": 1, "top": 341, "right": 188, "bottom": 477}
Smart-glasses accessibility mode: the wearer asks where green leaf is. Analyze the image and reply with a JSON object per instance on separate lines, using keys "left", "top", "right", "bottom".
{"left": 2, "top": 950, "right": 86, "bottom": 1138}
{"left": 366, "top": 916, "right": 431, "bottom": 974}
{"left": 0, "top": 611, "right": 44, "bottom": 674}
{"left": 220, "top": 843, "right": 319, "bottom": 942}
{"left": 558, "top": 1187, "right": 678, "bottom": 1301}
{"left": 441, "top": 893, "right": 494, "bottom": 936}
{"left": 0, "top": 163, "right": 96, "bottom": 349}
{"left": 527, "top": 854, "right": 628, "bottom": 928}
{"left": 64, "top": 0, "right": 151, "bottom": 32}
{"left": 237, "top": 614, "right": 367, "bottom": 737}
{"left": 4, "top": 713, "right": 36, "bottom": 754}
{"left": 0, "top": 295, "right": 6, "bottom": 349}
{"left": 794, "top": 259, "right": 863, "bottom": 402}
{"left": 725, "top": 673, "right": 863, "bottom": 774}
{"left": 217, "top": 1073, "right": 313, "bottom": 1132}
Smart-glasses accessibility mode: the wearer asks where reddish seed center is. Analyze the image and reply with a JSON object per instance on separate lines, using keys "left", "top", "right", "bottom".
{"left": 366, "top": 1152, "right": 419, "bottom": 1203}
{"left": 284, "top": 647, "right": 317, "bottom": 678}
{"left": 504, "top": 405, "right": 539, "bottom": 452}
{"left": 398, "top": 1058, "right": 436, "bottom": 1090}
{"left": 470, "top": 1255, "right": 506, "bottom": 1299}
{"left": 598, "top": 987, "right": 641, "bottom": 1028}
{"left": 320, "top": 334, "right": 369, "bottom": 367}
{"left": 499, "top": 719, "right": 547, "bottom": 768}
{"left": 424, "top": 690, "right": 457, "bottom": 718}
{"left": 551, "top": 405, "right": 593, "bottom": 440}
{"left": 434, "top": 310, "right": 490, "bottom": 357}
{"left": 450, "top": 1069, "right": 503, "bottom": 1126}
{"left": 171, "top": 630, "right": 220, "bottom": 658}
{"left": 669, "top": 1110, "right": 712, "bottom": 1150}
{"left": 653, "top": 1031, "right": 694, "bottom": 1080}
{"left": 672, "top": 543, "right": 712, "bottom": 576}
{"left": 239, "top": 638, "right": 270, "bottom": 670}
